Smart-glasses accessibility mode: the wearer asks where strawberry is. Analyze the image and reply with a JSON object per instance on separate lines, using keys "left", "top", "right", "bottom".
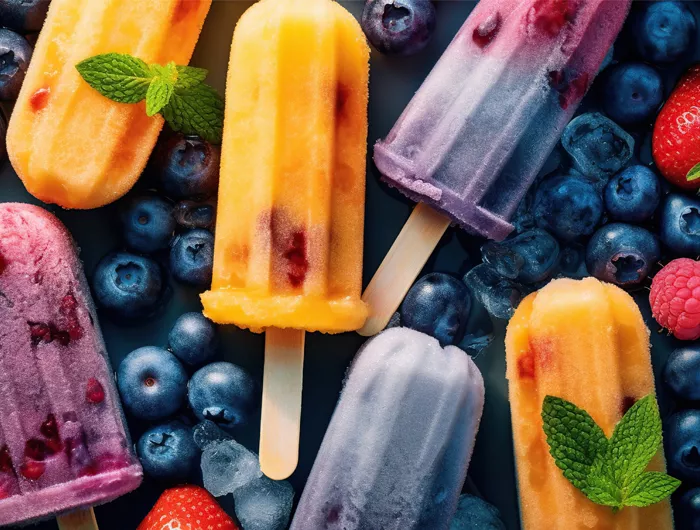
{"left": 652, "top": 65, "right": 700, "bottom": 189}
{"left": 137, "top": 485, "right": 239, "bottom": 530}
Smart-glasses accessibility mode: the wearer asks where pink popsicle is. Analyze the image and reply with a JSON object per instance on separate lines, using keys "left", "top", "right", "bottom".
{"left": 0, "top": 203, "right": 142, "bottom": 526}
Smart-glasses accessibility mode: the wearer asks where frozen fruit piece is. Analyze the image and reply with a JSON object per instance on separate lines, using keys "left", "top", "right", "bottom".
{"left": 663, "top": 346, "right": 700, "bottom": 401}
{"left": 481, "top": 229, "right": 559, "bottom": 283}
{"left": 0, "top": 203, "right": 142, "bottom": 526}
{"left": 170, "top": 229, "right": 214, "bottom": 287}
{"left": 604, "top": 165, "right": 661, "bottom": 223}
{"left": 235, "top": 475, "right": 295, "bottom": 530}
{"left": 154, "top": 134, "right": 221, "bottom": 201}
{"left": 361, "top": 0, "right": 436, "bottom": 57}
{"left": 201, "top": 440, "right": 262, "bottom": 498}
{"left": 562, "top": 112, "right": 635, "bottom": 180}
{"left": 463, "top": 264, "right": 526, "bottom": 320}
{"left": 137, "top": 421, "right": 200, "bottom": 481}
{"left": 0, "top": 29, "right": 32, "bottom": 101}
{"left": 660, "top": 194, "right": 700, "bottom": 256}
{"left": 119, "top": 195, "right": 176, "bottom": 254}
{"left": 602, "top": 63, "right": 664, "bottom": 125}
{"left": 138, "top": 485, "right": 238, "bottom": 530}
{"left": 168, "top": 312, "right": 219, "bottom": 367}
{"left": 650, "top": 258, "right": 700, "bottom": 341}
{"left": 450, "top": 494, "right": 505, "bottom": 529}
{"left": 666, "top": 410, "right": 700, "bottom": 483}
{"left": 635, "top": 1, "right": 697, "bottom": 64}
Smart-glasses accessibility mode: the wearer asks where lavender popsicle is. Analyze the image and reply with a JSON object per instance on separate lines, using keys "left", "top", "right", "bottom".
{"left": 290, "top": 328, "right": 484, "bottom": 530}
{"left": 360, "top": 0, "right": 632, "bottom": 336}
{"left": 0, "top": 204, "right": 142, "bottom": 527}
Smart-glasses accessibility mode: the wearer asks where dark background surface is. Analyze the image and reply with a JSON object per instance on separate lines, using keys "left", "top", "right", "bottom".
{"left": 1, "top": 1, "right": 697, "bottom": 529}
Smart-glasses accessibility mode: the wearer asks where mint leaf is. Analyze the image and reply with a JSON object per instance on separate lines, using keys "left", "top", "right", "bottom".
{"left": 625, "top": 472, "right": 680, "bottom": 507}
{"left": 176, "top": 65, "right": 209, "bottom": 89}
{"left": 609, "top": 395, "right": 662, "bottom": 490}
{"left": 542, "top": 396, "right": 608, "bottom": 491}
{"left": 76, "top": 53, "right": 153, "bottom": 104}
{"left": 145, "top": 62, "right": 178, "bottom": 117}
{"left": 687, "top": 162, "right": 700, "bottom": 182}
{"left": 161, "top": 83, "right": 224, "bottom": 143}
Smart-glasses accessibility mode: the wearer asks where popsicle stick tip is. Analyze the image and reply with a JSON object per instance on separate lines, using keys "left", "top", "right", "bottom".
{"left": 56, "top": 507, "right": 99, "bottom": 530}
{"left": 358, "top": 204, "right": 451, "bottom": 337}
{"left": 259, "top": 328, "right": 305, "bottom": 481}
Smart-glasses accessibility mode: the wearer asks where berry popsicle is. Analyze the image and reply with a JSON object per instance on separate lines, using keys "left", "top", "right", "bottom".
{"left": 0, "top": 204, "right": 142, "bottom": 528}
{"left": 506, "top": 278, "right": 674, "bottom": 529}
{"left": 200, "top": 0, "right": 369, "bottom": 480}
{"left": 360, "top": 0, "right": 633, "bottom": 336}
{"left": 290, "top": 328, "right": 484, "bottom": 530}
{"left": 7, "top": 0, "right": 212, "bottom": 210}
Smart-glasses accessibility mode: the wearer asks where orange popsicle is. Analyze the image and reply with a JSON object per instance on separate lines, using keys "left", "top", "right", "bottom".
{"left": 506, "top": 278, "right": 673, "bottom": 529}
{"left": 7, "top": 0, "right": 212, "bottom": 209}
{"left": 201, "top": 0, "right": 369, "bottom": 334}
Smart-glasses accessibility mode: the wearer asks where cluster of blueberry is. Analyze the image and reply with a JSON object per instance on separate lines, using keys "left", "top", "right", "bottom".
{"left": 393, "top": 1, "right": 700, "bottom": 354}
{"left": 92, "top": 133, "right": 219, "bottom": 322}
{"left": 116, "top": 312, "right": 258, "bottom": 482}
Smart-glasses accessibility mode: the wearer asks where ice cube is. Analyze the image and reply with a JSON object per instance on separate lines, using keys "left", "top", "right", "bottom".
{"left": 561, "top": 112, "right": 634, "bottom": 180}
{"left": 463, "top": 264, "right": 525, "bottom": 320}
{"left": 450, "top": 494, "right": 506, "bottom": 530}
{"left": 234, "top": 475, "right": 295, "bottom": 530}
{"left": 193, "top": 420, "right": 233, "bottom": 450}
{"left": 201, "top": 440, "right": 262, "bottom": 497}
{"left": 481, "top": 229, "right": 559, "bottom": 284}
{"left": 458, "top": 294, "right": 494, "bottom": 358}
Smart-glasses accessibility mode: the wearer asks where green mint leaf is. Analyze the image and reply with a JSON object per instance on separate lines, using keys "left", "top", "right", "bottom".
{"left": 584, "top": 454, "right": 622, "bottom": 509}
{"left": 145, "top": 62, "right": 177, "bottom": 117}
{"left": 542, "top": 396, "right": 608, "bottom": 491}
{"left": 175, "top": 65, "right": 209, "bottom": 89}
{"left": 76, "top": 53, "right": 153, "bottom": 104}
{"left": 687, "top": 162, "right": 700, "bottom": 182}
{"left": 609, "top": 395, "right": 662, "bottom": 490}
{"left": 161, "top": 83, "right": 224, "bottom": 143}
{"left": 625, "top": 472, "right": 681, "bottom": 508}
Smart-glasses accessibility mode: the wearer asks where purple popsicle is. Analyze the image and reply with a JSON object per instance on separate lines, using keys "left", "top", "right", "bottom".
{"left": 360, "top": 0, "right": 633, "bottom": 336}
{"left": 0, "top": 204, "right": 142, "bottom": 527}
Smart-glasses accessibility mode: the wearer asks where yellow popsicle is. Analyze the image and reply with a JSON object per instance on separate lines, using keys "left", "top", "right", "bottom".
{"left": 7, "top": 0, "right": 212, "bottom": 209}
{"left": 201, "top": 0, "right": 369, "bottom": 334}
{"left": 506, "top": 278, "right": 674, "bottom": 529}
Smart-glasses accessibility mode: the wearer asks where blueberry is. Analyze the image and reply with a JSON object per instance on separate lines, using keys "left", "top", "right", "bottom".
{"left": 604, "top": 165, "right": 661, "bottom": 223}
{"left": 0, "top": 0, "right": 50, "bottom": 32}
{"left": 117, "top": 346, "right": 188, "bottom": 421}
{"left": 92, "top": 252, "right": 168, "bottom": 321}
{"left": 170, "top": 229, "right": 214, "bottom": 286}
{"left": 119, "top": 195, "right": 176, "bottom": 254}
{"left": 0, "top": 107, "right": 7, "bottom": 160}
{"left": 174, "top": 200, "right": 216, "bottom": 230}
{"left": 154, "top": 134, "right": 220, "bottom": 200}
{"left": 0, "top": 29, "right": 32, "bottom": 100}
{"left": 666, "top": 409, "right": 700, "bottom": 483}
{"left": 481, "top": 229, "right": 559, "bottom": 283}
{"left": 361, "top": 0, "right": 436, "bottom": 57}
{"left": 400, "top": 273, "right": 471, "bottom": 346}
{"left": 676, "top": 488, "right": 700, "bottom": 530}
{"left": 168, "top": 312, "right": 219, "bottom": 367}
{"left": 586, "top": 223, "right": 660, "bottom": 287}
{"left": 533, "top": 175, "right": 603, "bottom": 241}
{"left": 136, "top": 421, "right": 200, "bottom": 481}
{"left": 601, "top": 63, "right": 664, "bottom": 125}
{"left": 664, "top": 346, "right": 700, "bottom": 401}
{"left": 188, "top": 362, "right": 258, "bottom": 431}
{"left": 561, "top": 113, "right": 635, "bottom": 180}
{"left": 450, "top": 494, "right": 505, "bottom": 530}
{"left": 660, "top": 194, "right": 700, "bottom": 256}
{"left": 635, "top": 1, "right": 696, "bottom": 64}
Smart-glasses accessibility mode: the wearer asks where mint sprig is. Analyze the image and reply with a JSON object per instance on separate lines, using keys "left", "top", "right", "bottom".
{"left": 687, "top": 162, "right": 700, "bottom": 182}
{"left": 542, "top": 394, "right": 680, "bottom": 513}
{"left": 76, "top": 53, "right": 224, "bottom": 143}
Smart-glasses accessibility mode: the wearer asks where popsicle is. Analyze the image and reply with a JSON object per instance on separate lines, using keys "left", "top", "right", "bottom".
{"left": 505, "top": 278, "right": 674, "bottom": 529}
{"left": 290, "top": 327, "right": 484, "bottom": 530}
{"left": 7, "top": 0, "right": 212, "bottom": 210}
{"left": 200, "top": 0, "right": 369, "bottom": 480}
{"left": 0, "top": 203, "right": 143, "bottom": 528}
{"left": 359, "top": 0, "right": 633, "bottom": 336}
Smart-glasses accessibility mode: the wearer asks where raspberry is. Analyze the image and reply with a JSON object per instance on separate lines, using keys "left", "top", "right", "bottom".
{"left": 650, "top": 258, "right": 700, "bottom": 340}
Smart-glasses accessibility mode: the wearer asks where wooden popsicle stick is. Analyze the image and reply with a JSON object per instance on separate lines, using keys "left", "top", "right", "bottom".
{"left": 57, "top": 508, "right": 98, "bottom": 530}
{"left": 259, "top": 327, "right": 305, "bottom": 480}
{"left": 358, "top": 203, "right": 451, "bottom": 337}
